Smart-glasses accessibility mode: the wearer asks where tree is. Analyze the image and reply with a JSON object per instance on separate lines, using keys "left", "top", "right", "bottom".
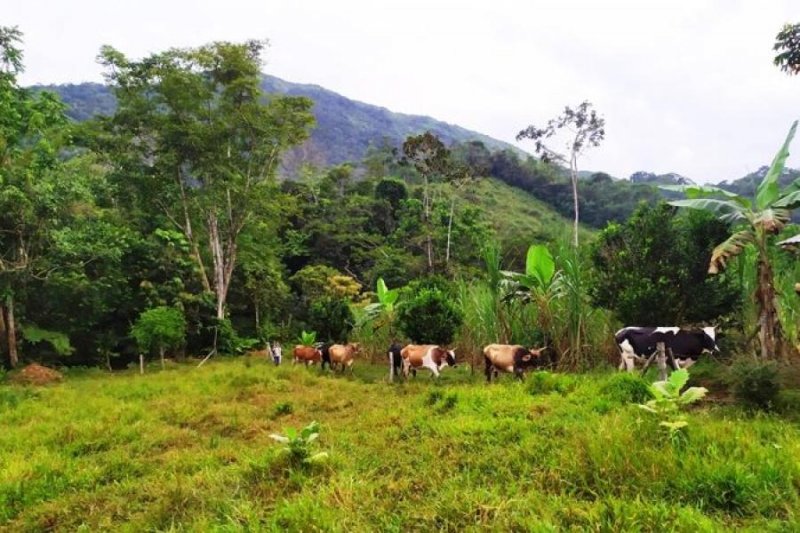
{"left": 97, "top": 40, "right": 314, "bottom": 332}
{"left": 397, "top": 287, "right": 463, "bottom": 345}
{"left": 307, "top": 297, "right": 354, "bottom": 343}
{"left": 774, "top": 23, "right": 800, "bottom": 75}
{"left": 665, "top": 122, "right": 800, "bottom": 359}
{"left": 517, "top": 101, "right": 605, "bottom": 247}
{"left": 131, "top": 306, "right": 186, "bottom": 372}
{"left": 591, "top": 203, "right": 741, "bottom": 326}
{"left": 0, "top": 26, "right": 71, "bottom": 367}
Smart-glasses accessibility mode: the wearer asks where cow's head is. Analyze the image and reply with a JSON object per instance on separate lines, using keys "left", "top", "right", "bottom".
{"left": 350, "top": 342, "right": 361, "bottom": 354}
{"left": 702, "top": 326, "right": 720, "bottom": 353}
{"left": 445, "top": 349, "right": 457, "bottom": 367}
{"left": 516, "top": 346, "right": 545, "bottom": 369}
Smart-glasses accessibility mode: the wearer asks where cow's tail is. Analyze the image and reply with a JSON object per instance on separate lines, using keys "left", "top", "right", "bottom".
{"left": 484, "top": 353, "right": 493, "bottom": 383}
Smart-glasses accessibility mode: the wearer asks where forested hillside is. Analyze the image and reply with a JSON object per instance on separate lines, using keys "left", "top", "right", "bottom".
{"left": 36, "top": 77, "right": 521, "bottom": 172}
{"left": 37, "top": 78, "right": 665, "bottom": 226}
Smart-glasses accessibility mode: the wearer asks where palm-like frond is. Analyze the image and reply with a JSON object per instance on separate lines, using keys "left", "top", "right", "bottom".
{"left": 756, "top": 120, "right": 798, "bottom": 209}
{"left": 772, "top": 190, "right": 800, "bottom": 210}
{"left": 708, "top": 230, "right": 754, "bottom": 274}
{"left": 668, "top": 198, "right": 746, "bottom": 223}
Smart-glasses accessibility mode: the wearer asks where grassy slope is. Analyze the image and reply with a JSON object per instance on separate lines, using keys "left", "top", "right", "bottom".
{"left": 462, "top": 178, "right": 593, "bottom": 265}
{"left": 1, "top": 359, "right": 798, "bottom": 531}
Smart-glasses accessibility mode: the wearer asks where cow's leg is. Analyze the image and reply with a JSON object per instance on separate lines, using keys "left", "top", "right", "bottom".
{"left": 667, "top": 348, "right": 681, "bottom": 371}
{"left": 484, "top": 356, "right": 493, "bottom": 383}
{"left": 402, "top": 359, "right": 410, "bottom": 379}
{"left": 514, "top": 367, "right": 525, "bottom": 381}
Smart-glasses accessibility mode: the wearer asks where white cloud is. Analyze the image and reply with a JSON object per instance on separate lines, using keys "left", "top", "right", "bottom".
{"left": 9, "top": 0, "right": 800, "bottom": 182}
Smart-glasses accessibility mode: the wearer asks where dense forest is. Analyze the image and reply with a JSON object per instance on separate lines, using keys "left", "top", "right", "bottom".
{"left": 4, "top": 26, "right": 800, "bottom": 373}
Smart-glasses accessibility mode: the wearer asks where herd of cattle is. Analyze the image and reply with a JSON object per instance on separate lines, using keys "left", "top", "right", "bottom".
{"left": 287, "top": 326, "right": 720, "bottom": 381}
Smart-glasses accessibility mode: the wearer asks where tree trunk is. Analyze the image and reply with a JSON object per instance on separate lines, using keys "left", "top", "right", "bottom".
{"left": 570, "top": 156, "right": 580, "bottom": 248}
{"left": 445, "top": 196, "right": 455, "bottom": 265}
{"left": 4, "top": 295, "right": 18, "bottom": 369}
{"left": 208, "top": 213, "right": 228, "bottom": 321}
{"left": 756, "top": 252, "right": 783, "bottom": 359}
{"left": 423, "top": 175, "right": 434, "bottom": 272}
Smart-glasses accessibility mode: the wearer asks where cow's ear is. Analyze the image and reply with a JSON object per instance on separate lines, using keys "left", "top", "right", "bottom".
{"left": 522, "top": 354, "right": 531, "bottom": 361}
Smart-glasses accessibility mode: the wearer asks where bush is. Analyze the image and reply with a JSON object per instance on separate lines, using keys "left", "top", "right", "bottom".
{"left": 600, "top": 373, "right": 654, "bottom": 404}
{"left": 271, "top": 401, "right": 294, "bottom": 419}
{"left": 216, "top": 317, "right": 258, "bottom": 355}
{"left": 397, "top": 288, "right": 463, "bottom": 344}
{"left": 729, "top": 359, "right": 781, "bottom": 411}
{"left": 130, "top": 306, "right": 186, "bottom": 364}
{"left": 307, "top": 297, "right": 354, "bottom": 343}
{"left": 527, "top": 371, "right": 577, "bottom": 396}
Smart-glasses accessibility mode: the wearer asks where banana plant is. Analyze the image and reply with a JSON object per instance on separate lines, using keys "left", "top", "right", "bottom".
{"left": 639, "top": 369, "right": 708, "bottom": 441}
{"left": 361, "top": 278, "right": 399, "bottom": 334}
{"left": 501, "top": 244, "right": 561, "bottom": 304}
{"left": 297, "top": 330, "right": 317, "bottom": 347}
{"left": 269, "top": 421, "right": 329, "bottom": 466}
{"left": 662, "top": 121, "right": 800, "bottom": 359}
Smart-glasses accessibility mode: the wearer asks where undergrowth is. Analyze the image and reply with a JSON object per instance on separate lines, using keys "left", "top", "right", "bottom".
{"left": 0, "top": 358, "right": 798, "bottom": 530}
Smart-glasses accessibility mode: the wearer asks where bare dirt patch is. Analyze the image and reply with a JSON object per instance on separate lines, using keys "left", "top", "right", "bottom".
{"left": 10, "top": 363, "right": 64, "bottom": 386}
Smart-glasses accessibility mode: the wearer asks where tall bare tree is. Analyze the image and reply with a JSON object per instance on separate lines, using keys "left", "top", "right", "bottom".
{"left": 517, "top": 102, "right": 605, "bottom": 247}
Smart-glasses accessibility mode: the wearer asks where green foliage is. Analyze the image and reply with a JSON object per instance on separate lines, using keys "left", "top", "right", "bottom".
{"left": 599, "top": 372, "right": 654, "bottom": 404}
{"left": 20, "top": 325, "right": 74, "bottom": 356}
{"left": 729, "top": 358, "right": 781, "bottom": 411}
{"left": 270, "top": 401, "right": 294, "bottom": 419}
{"left": 774, "top": 22, "right": 800, "bottom": 76}
{"left": 592, "top": 202, "right": 741, "bottom": 325}
{"left": 639, "top": 369, "right": 708, "bottom": 441}
{"left": 307, "top": 297, "right": 354, "bottom": 343}
{"left": 269, "top": 421, "right": 329, "bottom": 466}
{"left": 130, "top": 307, "right": 186, "bottom": 356}
{"left": 215, "top": 317, "right": 257, "bottom": 355}
{"left": 298, "top": 330, "right": 317, "bottom": 347}
{"left": 526, "top": 371, "right": 577, "bottom": 395}
{"left": 397, "top": 287, "right": 463, "bottom": 344}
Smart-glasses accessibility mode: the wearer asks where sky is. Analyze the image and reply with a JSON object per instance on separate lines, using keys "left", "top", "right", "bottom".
{"left": 9, "top": 0, "right": 800, "bottom": 183}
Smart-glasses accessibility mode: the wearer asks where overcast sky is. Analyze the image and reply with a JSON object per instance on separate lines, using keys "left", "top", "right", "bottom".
{"left": 9, "top": 0, "right": 800, "bottom": 182}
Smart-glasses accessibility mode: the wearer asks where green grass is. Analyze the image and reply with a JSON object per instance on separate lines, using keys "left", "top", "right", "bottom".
{"left": 1, "top": 359, "right": 799, "bottom": 531}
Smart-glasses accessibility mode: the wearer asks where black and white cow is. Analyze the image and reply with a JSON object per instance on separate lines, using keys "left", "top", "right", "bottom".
{"left": 615, "top": 326, "right": 719, "bottom": 372}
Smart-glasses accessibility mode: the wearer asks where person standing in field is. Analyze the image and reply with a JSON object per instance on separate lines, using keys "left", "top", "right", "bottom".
{"left": 271, "top": 341, "right": 282, "bottom": 366}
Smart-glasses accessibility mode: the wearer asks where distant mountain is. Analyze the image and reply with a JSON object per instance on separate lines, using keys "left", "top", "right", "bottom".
{"left": 35, "top": 75, "right": 524, "bottom": 175}
{"left": 629, "top": 171, "right": 695, "bottom": 186}
{"left": 717, "top": 165, "right": 800, "bottom": 197}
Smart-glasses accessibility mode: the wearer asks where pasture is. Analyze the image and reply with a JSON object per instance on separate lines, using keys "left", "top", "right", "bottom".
{"left": 1, "top": 358, "right": 799, "bottom": 531}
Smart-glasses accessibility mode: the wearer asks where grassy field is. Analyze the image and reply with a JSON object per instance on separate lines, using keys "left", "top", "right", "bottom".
{"left": 1, "top": 358, "right": 799, "bottom": 532}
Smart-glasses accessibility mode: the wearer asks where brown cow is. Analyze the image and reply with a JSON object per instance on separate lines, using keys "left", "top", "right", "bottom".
{"left": 292, "top": 345, "right": 322, "bottom": 366}
{"left": 328, "top": 343, "right": 360, "bottom": 373}
{"left": 400, "top": 344, "right": 456, "bottom": 379}
{"left": 483, "top": 344, "right": 545, "bottom": 382}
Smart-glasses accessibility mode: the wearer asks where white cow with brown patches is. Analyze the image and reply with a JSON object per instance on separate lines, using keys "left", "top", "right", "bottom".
{"left": 400, "top": 344, "right": 456, "bottom": 379}
{"left": 483, "top": 343, "right": 545, "bottom": 382}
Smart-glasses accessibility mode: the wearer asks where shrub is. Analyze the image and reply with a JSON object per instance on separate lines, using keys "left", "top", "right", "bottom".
{"left": 729, "top": 358, "right": 781, "bottom": 411}
{"left": 527, "top": 371, "right": 577, "bottom": 396}
{"left": 397, "top": 288, "right": 463, "bottom": 344}
{"left": 307, "top": 297, "right": 354, "bottom": 343}
{"left": 216, "top": 317, "right": 257, "bottom": 355}
{"left": 600, "top": 373, "right": 654, "bottom": 404}
{"left": 130, "top": 306, "right": 186, "bottom": 369}
{"left": 271, "top": 401, "right": 294, "bottom": 419}
{"left": 269, "top": 421, "right": 329, "bottom": 467}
